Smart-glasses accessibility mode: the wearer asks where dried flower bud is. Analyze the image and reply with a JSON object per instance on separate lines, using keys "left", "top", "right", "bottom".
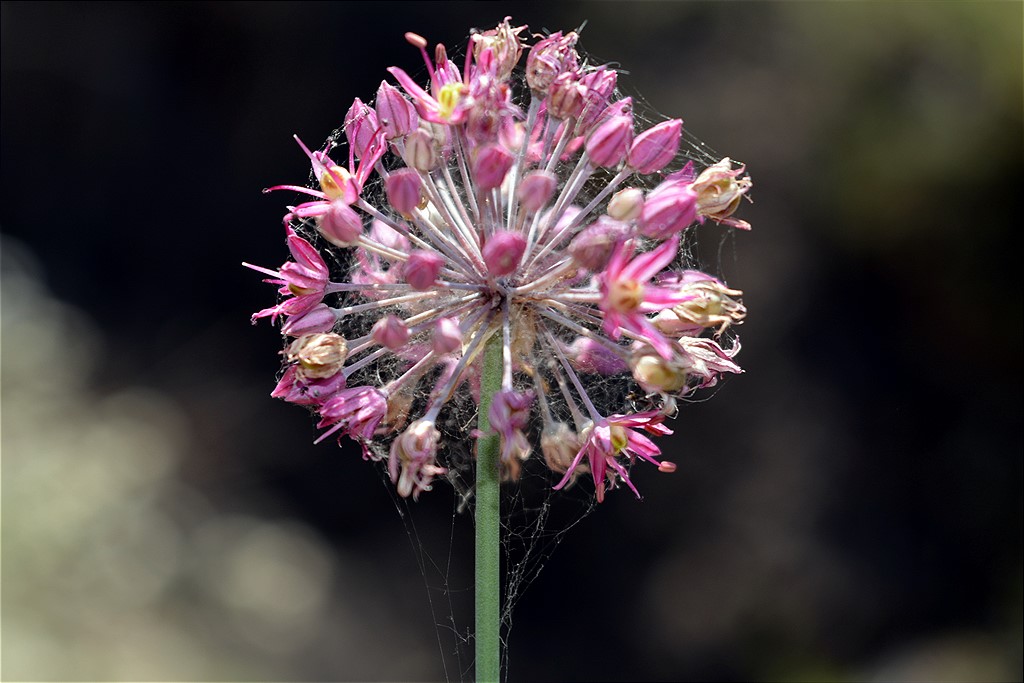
{"left": 482, "top": 230, "right": 526, "bottom": 277}
{"left": 526, "top": 31, "right": 579, "bottom": 93}
{"left": 630, "top": 346, "right": 688, "bottom": 394}
{"left": 516, "top": 170, "right": 558, "bottom": 213}
{"left": 385, "top": 168, "right": 423, "bottom": 215}
{"left": 628, "top": 119, "right": 682, "bottom": 174}
{"left": 569, "top": 216, "right": 632, "bottom": 271}
{"left": 375, "top": 81, "right": 419, "bottom": 139}
{"left": 652, "top": 273, "right": 746, "bottom": 335}
{"left": 403, "top": 128, "right": 439, "bottom": 171}
{"left": 607, "top": 187, "right": 644, "bottom": 222}
{"left": 381, "top": 391, "right": 414, "bottom": 434}
{"left": 432, "top": 317, "right": 462, "bottom": 355}
{"left": 585, "top": 114, "right": 633, "bottom": 168}
{"left": 389, "top": 419, "right": 445, "bottom": 499}
{"left": 541, "top": 422, "right": 583, "bottom": 475}
{"left": 319, "top": 200, "right": 364, "bottom": 247}
{"left": 287, "top": 333, "right": 349, "bottom": 380}
{"left": 473, "top": 17, "right": 526, "bottom": 80}
{"left": 472, "top": 143, "right": 515, "bottom": 191}
{"left": 404, "top": 250, "right": 444, "bottom": 290}
{"left": 691, "top": 158, "right": 753, "bottom": 229}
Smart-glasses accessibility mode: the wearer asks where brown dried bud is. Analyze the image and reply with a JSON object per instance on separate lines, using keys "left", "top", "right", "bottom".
{"left": 287, "top": 333, "right": 348, "bottom": 380}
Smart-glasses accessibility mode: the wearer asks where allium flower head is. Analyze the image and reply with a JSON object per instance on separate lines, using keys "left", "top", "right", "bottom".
{"left": 247, "top": 20, "right": 753, "bottom": 502}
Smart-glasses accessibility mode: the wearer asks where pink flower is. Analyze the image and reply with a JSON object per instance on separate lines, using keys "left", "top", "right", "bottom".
{"left": 271, "top": 364, "right": 347, "bottom": 406}
{"left": 281, "top": 304, "right": 337, "bottom": 337}
{"left": 249, "top": 19, "right": 752, "bottom": 503}
{"left": 315, "top": 386, "right": 388, "bottom": 457}
{"left": 553, "top": 411, "right": 675, "bottom": 502}
{"left": 488, "top": 390, "right": 535, "bottom": 479}
{"left": 246, "top": 229, "right": 329, "bottom": 323}
{"left": 599, "top": 236, "right": 690, "bottom": 359}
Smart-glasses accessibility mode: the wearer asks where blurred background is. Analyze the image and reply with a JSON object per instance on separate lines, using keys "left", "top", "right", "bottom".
{"left": 2, "top": 2, "right": 1021, "bottom": 681}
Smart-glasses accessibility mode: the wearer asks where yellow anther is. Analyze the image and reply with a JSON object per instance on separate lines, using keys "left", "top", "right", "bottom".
{"left": 609, "top": 425, "right": 629, "bottom": 454}
{"left": 319, "top": 165, "right": 353, "bottom": 201}
{"left": 437, "top": 83, "right": 465, "bottom": 120}
{"left": 608, "top": 279, "right": 645, "bottom": 313}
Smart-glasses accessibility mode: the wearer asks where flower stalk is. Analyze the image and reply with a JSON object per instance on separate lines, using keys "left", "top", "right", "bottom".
{"left": 475, "top": 332, "right": 503, "bottom": 683}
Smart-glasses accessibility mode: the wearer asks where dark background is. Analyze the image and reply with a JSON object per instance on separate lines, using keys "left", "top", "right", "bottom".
{"left": 2, "top": 2, "right": 1021, "bottom": 681}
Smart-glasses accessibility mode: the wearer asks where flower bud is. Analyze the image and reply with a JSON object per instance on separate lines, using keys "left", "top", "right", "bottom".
{"left": 472, "top": 143, "right": 515, "bottom": 191}
{"left": 281, "top": 304, "right": 337, "bottom": 337}
{"left": 569, "top": 336, "right": 628, "bottom": 375}
{"left": 371, "top": 314, "right": 410, "bottom": 350}
{"left": 482, "top": 230, "right": 527, "bottom": 277}
{"left": 516, "top": 170, "right": 558, "bottom": 213}
{"left": 547, "top": 72, "right": 586, "bottom": 120}
{"left": 526, "top": 31, "right": 579, "bottom": 93}
{"left": 403, "top": 128, "right": 439, "bottom": 171}
{"left": 576, "top": 67, "right": 618, "bottom": 134}
{"left": 568, "top": 216, "right": 631, "bottom": 271}
{"left": 585, "top": 114, "right": 633, "bottom": 168}
{"left": 344, "top": 97, "right": 380, "bottom": 160}
{"left": 628, "top": 119, "right": 682, "bottom": 174}
{"left": 319, "top": 200, "right": 364, "bottom": 247}
{"left": 404, "top": 250, "right": 444, "bottom": 291}
{"left": 607, "top": 187, "right": 644, "bottom": 222}
{"left": 432, "top": 317, "right": 462, "bottom": 355}
{"left": 287, "top": 333, "right": 348, "bottom": 380}
{"left": 271, "top": 365, "right": 347, "bottom": 406}
{"left": 385, "top": 168, "right": 423, "bottom": 216}
{"left": 639, "top": 183, "right": 697, "bottom": 239}
{"left": 375, "top": 81, "right": 418, "bottom": 139}
{"left": 630, "top": 346, "right": 688, "bottom": 393}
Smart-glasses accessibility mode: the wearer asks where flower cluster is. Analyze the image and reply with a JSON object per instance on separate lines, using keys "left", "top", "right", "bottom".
{"left": 246, "top": 19, "right": 751, "bottom": 502}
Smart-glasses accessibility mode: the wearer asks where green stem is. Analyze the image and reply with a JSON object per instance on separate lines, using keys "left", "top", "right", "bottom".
{"left": 475, "top": 332, "right": 502, "bottom": 683}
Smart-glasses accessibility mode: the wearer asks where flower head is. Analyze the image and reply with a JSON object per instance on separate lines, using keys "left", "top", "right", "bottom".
{"left": 249, "top": 20, "right": 752, "bottom": 502}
